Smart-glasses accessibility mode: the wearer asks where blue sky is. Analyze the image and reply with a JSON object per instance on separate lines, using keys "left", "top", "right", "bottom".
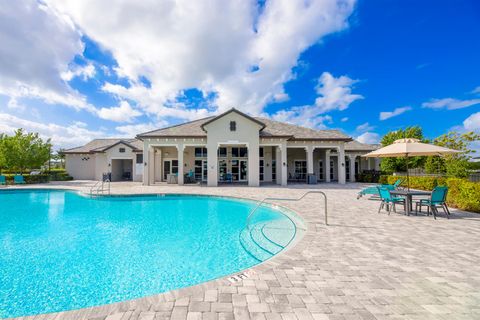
{"left": 0, "top": 0, "right": 479, "bottom": 150}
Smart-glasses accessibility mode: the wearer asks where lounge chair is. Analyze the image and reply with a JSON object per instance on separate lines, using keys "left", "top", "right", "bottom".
{"left": 14, "top": 175, "right": 26, "bottom": 184}
{"left": 357, "top": 179, "right": 402, "bottom": 199}
{"left": 0, "top": 175, "right": 6, "bottom": 186}
{"left": 226, "top": 173, "right": 233, "bottom": 183}
{"left": 415, "top": 186, "right": 450, "bottom": 219}
{"left": 377, "top": 186, "right": 405, "bottom": 214}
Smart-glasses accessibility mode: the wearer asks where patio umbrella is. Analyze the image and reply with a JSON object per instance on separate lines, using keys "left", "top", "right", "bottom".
{"left": 362, "top": 138, "right": 460, "bottom": 190}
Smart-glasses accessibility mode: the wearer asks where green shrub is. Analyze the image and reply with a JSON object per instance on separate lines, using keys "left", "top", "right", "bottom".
{"left": 48, "top": 171, "right": 73, "bottom": 181}
{"left": 2, "top": 174, "right": 50, "bottom": 184}
{"left": 378, "top": 175, "right": 389, "bottom": 184}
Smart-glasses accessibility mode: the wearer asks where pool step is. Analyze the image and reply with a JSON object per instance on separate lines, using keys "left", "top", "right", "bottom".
{"left": 240, "top": 219, "right": 295, "bottom": 262}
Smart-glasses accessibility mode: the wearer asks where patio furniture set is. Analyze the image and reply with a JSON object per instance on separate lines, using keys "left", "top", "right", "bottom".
{"left": 359, "top": 179, "right": 451, "bottom": 219}
{"left": 0, "top": 175, "right": 26, "bottom": 186}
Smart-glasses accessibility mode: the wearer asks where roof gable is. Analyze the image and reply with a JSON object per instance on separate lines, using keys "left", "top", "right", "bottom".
{"left": 200, "top": 108, "right": 265, "bottom": 131}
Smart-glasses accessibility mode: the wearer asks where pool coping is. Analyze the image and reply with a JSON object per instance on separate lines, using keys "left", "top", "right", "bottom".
{"left": 2, "top": 187, "right": 313, "bottom": 320}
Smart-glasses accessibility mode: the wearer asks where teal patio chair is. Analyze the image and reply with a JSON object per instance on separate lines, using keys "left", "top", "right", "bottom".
{"left": 14, "top": 175, "right": 26, "bottom": 184}
{"left": 415, "top": 186, "right": 449, "bottom": 219}
{"left": 226, "top": 173, "right": 233, "bottom": 183}
{"left": 358, "top": 179, "right": 403, "bottom": 199}
{"left": 0, "top": 175, "right": 6, "bottom": 185}
{"left": 377, "top": 186, "right": 405, "bottom": 214}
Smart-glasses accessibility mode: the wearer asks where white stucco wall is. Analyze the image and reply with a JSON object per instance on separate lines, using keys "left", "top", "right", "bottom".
{"left": 65, "top": 154, "right": 95, "bottom": 180}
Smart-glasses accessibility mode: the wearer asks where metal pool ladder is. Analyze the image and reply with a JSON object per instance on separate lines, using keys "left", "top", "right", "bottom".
{"left": 89, "top": 179, "right": 111, "bottom": 196}
{"left": 245, "top": 190, "right": 328, "bottom": 230}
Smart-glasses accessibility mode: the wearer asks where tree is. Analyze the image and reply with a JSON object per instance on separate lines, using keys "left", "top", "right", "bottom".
{"left": 380, "top": 126, "right": 425, "bottom": 173}
{"left": 0, "top": 134, "right": 6, "bottom": 173}
{"left": 1, "top": 129, "right": 52, "bottom": 173}
{"left": 425, "top": 131, "right": 480, "bottom": 178}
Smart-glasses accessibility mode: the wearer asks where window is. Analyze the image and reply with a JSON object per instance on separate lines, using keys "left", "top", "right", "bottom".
{"left": 136, "top": 154, "right": 143, "bottom": 164}
{"left": 218, "top": 147, "right": 227, "bottom": 157}
{"left": 272, "top": 160, "right": 276, "bottom": 181}
{"left": 239, "top": 147, "right": 248, "bottom": 157}
{"left": 195, "top": 147, "right": 207, "bottom": 157}
{"left": 294, "top": 160, "right": 307, "bottom": 181}
{"left": 119, "top": 147, "right": 125, "bottom": 153}
{"left": 218, "top": 159, "right": 227, "bottom": 181}
{"left": 231, "top": 147, "right": 248, "bottom": 158}
{"left": 259, "top": 159, "right": 264, "bottom": 181}
{"left": 259, "top": 147, "right": 264, "bottom": 158}
{"left": 330, "top": 160, "right": 334, "bottom": 180}
{"left": 318, "top": 160, "right": 324, "bottom": 180}
{"left": 230, "top": 121, "right": 236, "bottom": 131}
{"left": 345, "top": 157, "right": 350, "bottom": 181}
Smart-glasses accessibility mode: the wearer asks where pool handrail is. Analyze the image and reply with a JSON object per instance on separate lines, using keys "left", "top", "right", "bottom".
{"left": 89, "top": 179, "right": 111, "bottom": 196}
{"left": 245, "top": 190, "right": 328, "bottom": 229}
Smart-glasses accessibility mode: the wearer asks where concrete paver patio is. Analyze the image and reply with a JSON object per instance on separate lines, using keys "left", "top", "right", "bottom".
{"left": 6, "top": 181, "right": 480, "bottom": 320}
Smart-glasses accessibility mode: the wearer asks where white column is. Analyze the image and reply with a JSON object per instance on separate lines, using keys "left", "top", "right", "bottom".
{"left": 306, "top": 146, "right": 314, "bottom": 175}
{"left": 207, "top": 143, "right": 218, "bottom": 187}
{"left": 280, "top": 143, "right": 288, "bottom": 186}
{"left": 275, "top": 147, "right": 282, "bottom": 185}
{"left": 248, "top": 145, "right": 260, "bottom": 187}
{"left": 349, "top": 155, "right": 356, "bottom": 182}
{"left": 177, "top": 144, "right": 184, "bottom": 185}
{"left": 374, "top": 158, "right": 380, "bottom": 171}
{"left": 148, "top": 146, "right": 155, "bottom": 185}
{"left": 367, "top": 158, "right": 371, "bottom": 170}
{"left": 142, "top": 143, "right": 149, "bottom": 186}
{"left": 325, "top": 150, "right": 331, "bottom": 182}
{"left": 338, "top": 145, "right": 346, "bottom": 184}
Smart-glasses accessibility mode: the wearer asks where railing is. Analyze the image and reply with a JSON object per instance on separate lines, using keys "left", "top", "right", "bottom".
{"left": 245, "top": 191, "right": 328, "bottom": 230}
{"left": 89, "top": 179, "right": 111, "bottom": 196}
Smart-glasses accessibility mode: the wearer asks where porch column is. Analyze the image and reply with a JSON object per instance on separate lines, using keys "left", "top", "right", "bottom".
{"left": 275, "top": 147, "right": 282, "bottom": 185}
{"left": 338, "top": 145, "right": 346, "bottom": 184}
{"left": 207, "top": 143, "right": 218, "bottom": 187}
{"left": 280, "top": 143, "right": 288, "bottom": 186}
{"left": 148, "top": 146, "right": 155, "bottom": 185}
{"left": 248, "top": 144, "right": 260, "bottom": 187}
{"left": 325, "top": 150, "right": 331, "bottom": 182}
{"left": 375, "top": 158, "right": 380, "bottom": 171}
{"left": 367, "top": 158, "right": 371, "bottom": 170}
{"left": 177, "top": 144, "right": 184, "bottom": 185}
{"left": 142, "top": 143, "right": 149, "bottom": 186}
{"left": 349, "top": 155, "right": 356, "bottom": 182}
{"left": 306, "top": 146, "right": 314, "bottom": 175}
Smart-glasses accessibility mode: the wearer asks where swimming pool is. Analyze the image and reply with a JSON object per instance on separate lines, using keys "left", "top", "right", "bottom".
{"left": 0, "top": 189, "right": 298, "bottom": 318}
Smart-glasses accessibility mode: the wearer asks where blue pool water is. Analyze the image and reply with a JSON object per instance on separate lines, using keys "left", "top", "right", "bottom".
{"left": 0, "top": 189, "right": 296, "bottom": 318}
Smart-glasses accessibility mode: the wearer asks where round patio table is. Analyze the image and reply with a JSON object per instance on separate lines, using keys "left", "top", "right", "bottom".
{"left": 390, "top": 190, "right": 431, "bottom": 216}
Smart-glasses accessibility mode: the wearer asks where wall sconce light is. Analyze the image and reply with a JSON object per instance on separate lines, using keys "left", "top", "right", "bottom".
{"left": 266, "top": 163, "right": 270, "bottom": 167}
{"left": 144, "top": 162, "right": 147, "bottom": 166}
{"left": 165, "top": 152, "right": 169, "bottom": 156}
{"left": 184, "top": 163, "right": 187, "bottom": 167}
{"left": 108, "top": 163, "right": 111, "bottom": 167}
{"left": 283, "top": 162, "right": 286, "bottom": 166}
{"left": 341, "top": 163, "right": 345, "bottom": 167}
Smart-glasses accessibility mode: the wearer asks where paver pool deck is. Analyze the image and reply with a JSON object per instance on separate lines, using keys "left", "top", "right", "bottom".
{"left": 5, "top": 181, "right": 480, "bottom": 320}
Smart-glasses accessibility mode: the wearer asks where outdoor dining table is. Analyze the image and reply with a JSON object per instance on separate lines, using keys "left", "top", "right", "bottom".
{"left": 390, "top": 190, "right": 431, "bottom": 216}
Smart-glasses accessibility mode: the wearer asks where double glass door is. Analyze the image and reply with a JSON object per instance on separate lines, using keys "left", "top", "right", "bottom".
{"left": 163, "top": 160, "right": 178, "bottom": 181}
{"left": 231, "top": 159, "right": 248, "bottom": 181}
{"left": 194, "top": 159, "right": 207, "bottom": 181}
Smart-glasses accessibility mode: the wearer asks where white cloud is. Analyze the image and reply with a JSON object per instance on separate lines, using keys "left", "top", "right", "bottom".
{"left": 341, "top": 117, "right": 349, "bottom": 122}
{"left": 47, "top": 0, "right": 356, "bottom": 119}
{"left": 97, "top": 101, "right": 142, "bottom": 123}
{"left": 356, "top": 122, "right": 374, "bottom": 132}
{"left": 0, "top": 0, "right": 95, "bottom": 112}
{"left": 356, "top": 132, "right": 380, "bottom": 144}
{"left": 61, "top": 64, "right": 96, "bottom": 82}
{"left": 472, "top": 86, "right": 480, "bottom": 94}
{"left": 270, "top": 72, "right": 362, "bottom": 128}
{"left": 0, "top": 113, "right": 107, "bottom": 149}
{"left": 463, "top": 112, "right": 480, "bottom": 131}
{"left": 115, "top": 122, "right": 167, "bottom": 137}
{"left": 314, "top": 72, "right": 363, "bottom": 113}
{"left": 422, "top": 98, "right": 480, "bottom": 110}
{"left": 379, "top": 106, "right": 412, "bottom": 120}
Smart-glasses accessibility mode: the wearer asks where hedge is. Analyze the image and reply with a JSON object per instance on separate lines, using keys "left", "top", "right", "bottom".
{"left": 1, "top": 171, "right": 73, "bottom": 184}
{"left": 379, "top": 175, "right": 480, "bottom": 213}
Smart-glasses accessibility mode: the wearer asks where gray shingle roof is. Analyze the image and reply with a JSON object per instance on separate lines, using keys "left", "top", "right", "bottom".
{"left": 345, "top": 140, "right": 380, "bottom": 152}
{"left": 62, "top": 138, "right": 143, "bottom": 154}
{"left": 138, "top": 114, "right": 351, "bottom": 141}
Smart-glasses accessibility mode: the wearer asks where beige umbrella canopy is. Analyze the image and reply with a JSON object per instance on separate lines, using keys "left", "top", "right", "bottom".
{"left": 363, "top": 138, "right": 460, "bottom": 190}
{"left": 363, "top": 138, "right": 460, "bottom": 158}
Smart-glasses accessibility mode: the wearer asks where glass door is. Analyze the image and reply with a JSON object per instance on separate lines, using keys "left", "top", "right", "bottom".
{"left": 259, "top": 159, "right": 264, "bottom": 181}
{"left": 294, "top": 160, "right": 307, "bottom": 181}
{"left": 346, "top": 157, "right": 350, "bottom": 181}
{"left": 330, "top": 160, "right": 334, "bottom": 180}
{"left": 239, "top": 160, "right": 248, "bottom": 181}
{"left": 318, "top": 160, "right": 324, "bottom": 180}
{"left": 231, "top": 159, "right": 239, "bottom": 181}
{"left": 163, "top": 160, "right": 170, "bottom": 181}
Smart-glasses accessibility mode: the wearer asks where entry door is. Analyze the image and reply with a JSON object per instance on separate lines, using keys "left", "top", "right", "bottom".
{"left": 239, "top": 160, "right": 248, "bottom": 181}
{"left": 194, "top": 160, "right": 207, "bottom": 181}
{"left": 163, "top": 160, "right": 178, "bottom": 181}
{"left": 318, "top": 160, "right": 324, "bottom": 181}
{"left": 346, "top": 158, "right": 350, "bottom": 181}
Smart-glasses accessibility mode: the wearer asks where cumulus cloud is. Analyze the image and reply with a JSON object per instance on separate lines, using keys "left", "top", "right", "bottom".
{"left": 0, "top": 113, "right": 107, "bottom": 149}
{"left": 463, "top": 112, "right": 480, "bottom": 131}
{"left": 97, "top": 101, "right": 142, "bottom": 123}
{"left": 379, "top": 106, "right": 412, "bottom": 120}
{"left": 115, "top": 122, "right": 168, "bottom": 137}
{"left": 47, "top": 0, "right": 356, "bottom": 119}
{"left": 422, "top": 98, "right": 480, "bottom": 110}
{"left": 0, "top": 0, "right": 96, "bottom": 112}
{"left": 356, "top": 122, "right": 374, "bottom": 132}
{"left": 356, "top": 132, "right": 380, "bottom": 144}
{"left": 61, "top": 64, "right": 96, "bottom": 82}
{"left": 270, "top": 72, "right": 362, "bottom": 128}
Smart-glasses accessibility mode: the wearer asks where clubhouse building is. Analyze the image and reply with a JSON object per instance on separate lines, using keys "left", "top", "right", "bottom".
{"left": 63, "top": 108, "right": 379, "bottom": 186}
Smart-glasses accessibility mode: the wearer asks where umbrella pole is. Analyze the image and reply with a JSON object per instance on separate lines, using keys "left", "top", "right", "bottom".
{"left": 406, "top": 155, "right": 410, "bottom": 191}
